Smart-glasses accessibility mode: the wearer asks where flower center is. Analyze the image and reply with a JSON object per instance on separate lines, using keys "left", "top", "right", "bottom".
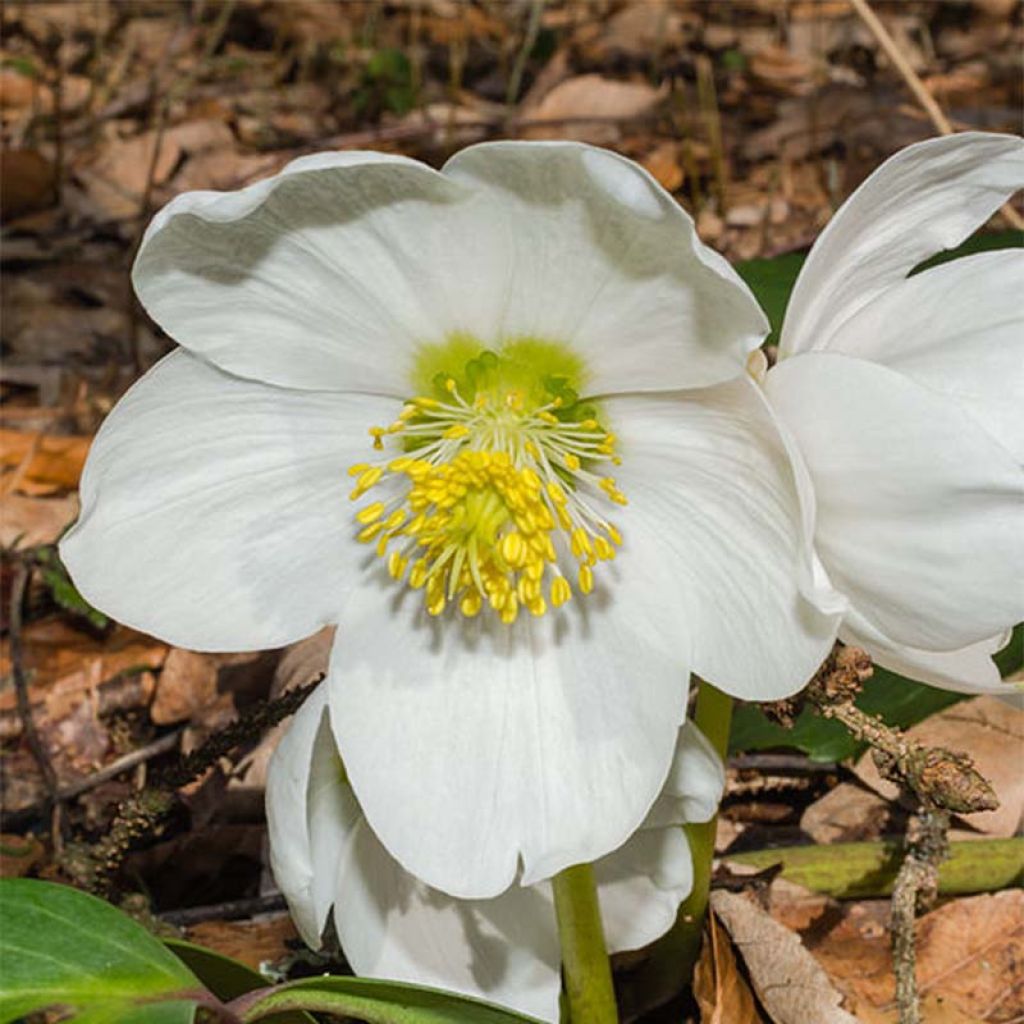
{"left": 347, "top": 337, "right": 626, "bottom": 624}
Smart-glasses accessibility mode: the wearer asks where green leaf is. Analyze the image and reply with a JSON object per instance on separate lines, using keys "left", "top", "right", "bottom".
{"left": 164, "top": 939, "right": 313, "bottom": 1024}
{"left": 0, "top": 879, "right": 207, "bottom": 1024}
{"left": 34, "top": 545, "right": 109, "bottom": 629}
{"left": 236, "top": 975, "right": 545, "bottom": 1024}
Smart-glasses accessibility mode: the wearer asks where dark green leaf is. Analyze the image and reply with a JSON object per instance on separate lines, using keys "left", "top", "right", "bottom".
{"left": 237, "top": 975, "right": 544, "bottom": 1024}
{"left": 34, "top": 545, "right": 109, "bottom": 629}
{"left": 734, "top": 251, "right": 804, "bottom": 346}
{"left": 0, "top": 879, "right": 206, "bottom": 1024}
{"left": 164, "top": 939, "right": 313, "bottom": 1024}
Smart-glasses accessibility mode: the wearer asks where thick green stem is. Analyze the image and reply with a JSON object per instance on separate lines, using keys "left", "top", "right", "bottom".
{"left": 616, "top": 681, "right": 733, "bottom": 1017}
{"left": 675, "top": 682, "right": 733, "bottom": 979}
{"left": 552, "top": 862, "right": 619, "bottom": 1024}
{"left": 725, "top": 836, "right": 1023, "bottom": 898}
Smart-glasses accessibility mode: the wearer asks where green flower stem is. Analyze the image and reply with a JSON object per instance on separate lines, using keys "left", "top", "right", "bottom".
{"left": 677, "top": 681, "right": 733, "bottom": 979}
{"left": 552, "top": 862, "right": 619, "bottom": 1024}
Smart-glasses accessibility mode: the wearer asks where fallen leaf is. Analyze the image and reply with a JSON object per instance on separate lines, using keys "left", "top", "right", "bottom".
{"left": 0, "top": 492, "right": 78, "bottom": 547}
{"left": 0, "top": 834, "right": 44, "bottom": 878}
{"left": 642, "top": 141, "right": 684, "bottom": 192}
{"left": 694, "top": 909, "right": 766, "bottom": 1024}
{"left": 812, "top": 891, "right": 1024, "bottom": 1024}
{"left": 77, "top": 129, "right": 182, "bottom": 219}
{"left": 186, "top": 913, "right": 298, "bottom": 971}
{"left": 0, "top": 429, "right": 90, "bottom": 492}
{"left": 711, "top": 889, "right": 860, "bottom": 1024}
{"left": 522, "top": 74, "right": 666, "bottom": 141}
{"left": 854, "top": 697, "right": 1024, "bottom": 838}
{"left": 801, "top": 780, "right": 892, "bottom": 844}
{"left": 0, "top": 149, "right": 56, "bottom": 219}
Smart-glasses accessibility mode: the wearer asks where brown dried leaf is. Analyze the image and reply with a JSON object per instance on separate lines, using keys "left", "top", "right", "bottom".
{"left": 812, "top": 891, "right": 1024, "bottom": 1023}
{"left": 711, "top": 889, "right": 860, "bottom": 1024}
{"left": 0, "top": 492, "right": 78, "bottom": 547}
{"left": 694, "top": 910, "right": 766, "bottom": 1024}
{"left": 522, "top": 74, "right": 666, "bottom": 141}
{"left": 800, "top": 780, "right": 892, "bottom": 845}
{"left": 0, "top": 834, "right": 45, "bottom": 878}
{"left": 854, "top": 697, "right": 1024, "bottom": 838}
{"left": 0, "top": 149, "right": 56, "bottom": 219}
{"left": 186, "top": 913, "right": 298, "bottom": 972}
{"left": 0, "top": 429, "right": 90, "bottom": 492}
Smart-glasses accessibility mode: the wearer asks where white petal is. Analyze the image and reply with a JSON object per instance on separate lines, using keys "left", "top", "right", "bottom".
{"left": 822, "top": 250, "right": 1024, "bottom": 461}
{"left": 330, "top": 774, "right": 696, "bottom": 1021}
{"left": 60, "top": 350, "right": 392, "bottom": 651}
{"left": 328, "top": 527, "right": 693, "bottom": 899}
{"left": 333, "top": 816, "right": 561, "bottom": 1022}
{"left": 593, "top": 827, "right": 696, "bottom": 954}
{"left": 134, "top": 151, "right": 460, "bottom": 394}
{"left": 765, "top": 353, "right": 1024, "bottom": 649}
{"left": 136, "top": 143, "right": 765, "bottom": 397}
{"left": 645, "top": 721, "right": 725, "bottom": 828}
{"left": 781, "top": 132, "right": 1024, "bottom": 357}
{"left": 266, "top": 683, "right": 331, "bottom": 948}
{"left": 443, "top": 141, "right": 768, "bottom": 394}
{"left": 841, "top": 610, "right": 1014, "bottom": 696}
{"left": 606, "top": 378, "right": 840, "bottom": 701}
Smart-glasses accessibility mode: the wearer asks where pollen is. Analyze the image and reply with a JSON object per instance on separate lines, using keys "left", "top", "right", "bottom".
{"left": 346, "top": 340, "right": 625, "bottom": 624}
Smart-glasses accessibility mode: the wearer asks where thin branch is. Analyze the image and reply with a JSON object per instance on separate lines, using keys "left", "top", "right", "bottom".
{"left": 7, "top": 559, "right": 60, "bottom": 806}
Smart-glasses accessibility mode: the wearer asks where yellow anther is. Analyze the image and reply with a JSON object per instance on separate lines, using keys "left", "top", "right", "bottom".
{"left": 387, "top": 552, "right": 407, "bottom": 579}
{"left": 594, "top": 536, "right": 615, "bottom": 561}
{"left": 538, "top": 410, "right": 559, "bottom": 425}
{"left": 460, "top": 590, "right": 483, "bottom": 617}
{"left": 409, "top": 559, "right": 429, "bottom": 589}
{"left": 356, "top": 502, "right": 386, "bottom": 525}
{"left": 500, "top": 531, "right": 526, "bottom": 568}
{"left": 500, "top": 594, "right": 519, "bottom": 624}
{"left": 547, "top": 481, "right": 567, "bottom": 503}
{"left": 551, "top": 576, "right": 571, "bottom": 608}
{"left": 578, "top": 563, "right": 594, "bottom": 595}
{"left": 571, "top": 527, "right": 593, "bottom": 559}
{"left": 528, "top": 596, "right": 547, "bottom": 617}
{"left": 581, "top": 419, "right": 598, "bottom": 430}
{"left": 347, "top": 463, "right": 370, "bottom": 477}
{"left": 564, "top": 453, "right": 581, "bottom": 471}
{"left": 384, "top": 509, "right": 407, "bottom": 531}
{"left": 606, "top": 525, "right": 623, "bottom": 546}
{"left": 350, "top": 466, "right": 383, "bottom": 498}
{"left": 358, "top": 522, "right": 384, "bottom": 543}
{"left": 443, "top": 423, "right": 470, "bottom": 440}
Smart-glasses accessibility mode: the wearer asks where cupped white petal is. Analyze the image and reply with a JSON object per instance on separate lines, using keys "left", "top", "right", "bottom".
{"left": 443, "top": 141, "right": 768, "bottom": 394}
{"left": 136, "top": 143, "right": 765, "bottom": 398}
{"left": 645, "top": 721, "right": 725, "bottom": 829}
{"left": 606, "top": 378, "right": 840, "bottom": 701}
{"left": 823, "top": 250, "right": 1024, "bottom": 461}
{"left": 266, "top": 682, "right": 330, "bottom": 947}
{"left": 841, "top": 610, "right": 1015, "bottom": 696}
{"left": 60, "top": 350, "right": 392, "bottom": 651}
{"left": 327, "top": 522, "right": 693, "bottom": 899}
{"left": 134, "top": 152, "right": 462, "bottom": 394}
{"left": 781, "top": 132, "right": 1024, "bottom": 358}
{"left": 329, "top": 734, "right": 700, "bottom": 1022}
{"left": 765, "top": 353, "right": 1024, "bottom": 650}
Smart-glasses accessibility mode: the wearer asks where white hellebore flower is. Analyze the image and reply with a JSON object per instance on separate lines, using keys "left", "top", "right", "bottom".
{"left": 267, "top": 683, "right": 725, "bottom": 1024}
{"left": 760, "top": 132, "right": 1024, "bottom": 695}
{"left": 61, "top": 141, "right": 838, "bottom": 900}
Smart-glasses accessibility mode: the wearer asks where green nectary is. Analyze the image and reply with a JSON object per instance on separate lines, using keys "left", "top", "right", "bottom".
{"left": 411, "top": 334, "right": 598, "bottom": 422}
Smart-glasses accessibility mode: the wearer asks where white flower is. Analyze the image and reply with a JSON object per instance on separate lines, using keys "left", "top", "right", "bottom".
{"left": 61, "top": 142, "right": 837, "bottom": 898}
{"left": 266, "top": 683, "right": 725, "bottom": 1024}
{"left": 760, "top": 132, "right": 1024, "bottom": 695}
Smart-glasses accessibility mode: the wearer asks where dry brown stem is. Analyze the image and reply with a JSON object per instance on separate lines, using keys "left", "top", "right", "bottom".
{"left": 802, "top": 644, "right": 999, "bottom": 1024}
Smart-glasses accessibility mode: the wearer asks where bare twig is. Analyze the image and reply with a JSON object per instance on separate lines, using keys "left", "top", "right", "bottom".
{"left": 160, "top": 892, "right": 287, "bottom": 928}
{"left": 506, "top": 0, "right": 546, "bottom": 108}
{"left": 849, "top": 0, "right": 1024, "bottom": 231}
{"left": 63, "top": 675, "right": 321, "bottom": 893}
{"left": 891, "top": 807, "right": 949, "bottom": 1024}
{"left": 798, "top": 645, "right": 998, "bottom": 1024}
{"left": 7, "top": 559, "right": 60, "bottom": 807}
